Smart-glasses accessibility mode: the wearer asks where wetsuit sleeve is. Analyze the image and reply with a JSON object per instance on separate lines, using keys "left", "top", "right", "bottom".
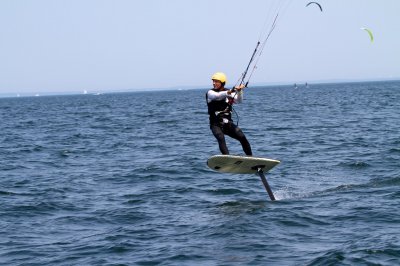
{"left": 230, "top": 90, "right": 243, "bottom": 104}
{"left": 207, "top": 90, "right": 229, "bottom": 103}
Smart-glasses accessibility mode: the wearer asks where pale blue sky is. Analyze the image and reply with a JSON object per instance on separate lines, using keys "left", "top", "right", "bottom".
{"left": 0, "top": 0, "right": 399, "bottom": 95}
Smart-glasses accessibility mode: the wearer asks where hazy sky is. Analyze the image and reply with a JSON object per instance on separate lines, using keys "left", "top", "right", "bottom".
{"left": 0, "top": 0, "right": 399, "bottom": 94}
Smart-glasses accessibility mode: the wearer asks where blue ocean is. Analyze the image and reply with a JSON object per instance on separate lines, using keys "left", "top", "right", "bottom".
{"left": 1, "top": 81, "right": 400, "bottom": 265}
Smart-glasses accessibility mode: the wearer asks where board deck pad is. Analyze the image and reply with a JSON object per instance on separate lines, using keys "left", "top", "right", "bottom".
{"left": 207, "top": 155, "right": 280, "bottom": 174}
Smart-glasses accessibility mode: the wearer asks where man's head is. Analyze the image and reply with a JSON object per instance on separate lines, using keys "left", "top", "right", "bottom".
{"left": 211, "top": 72, "right": 227, "bottom": 90}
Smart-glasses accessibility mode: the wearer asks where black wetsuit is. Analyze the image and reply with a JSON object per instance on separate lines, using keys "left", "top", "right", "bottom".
{"left": 206, "top": 88, "right": 252, "bottom": 155}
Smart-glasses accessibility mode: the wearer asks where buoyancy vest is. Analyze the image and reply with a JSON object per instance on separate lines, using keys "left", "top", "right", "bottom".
{"left": 206, "top": 89, "right": 232, "bottom": 125}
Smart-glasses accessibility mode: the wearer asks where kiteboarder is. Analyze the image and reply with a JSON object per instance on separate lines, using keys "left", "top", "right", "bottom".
{"left": 206, "top": 72, "right": 253, "bottom": 156}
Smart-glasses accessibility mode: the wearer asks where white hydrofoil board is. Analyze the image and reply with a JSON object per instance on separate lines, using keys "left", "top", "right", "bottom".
{"left": 207, "top": 155, "right": 280, "bottom": 174}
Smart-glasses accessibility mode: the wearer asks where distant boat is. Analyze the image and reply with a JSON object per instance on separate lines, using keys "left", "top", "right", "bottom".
{"left": 83, "top": 90, "right": 88, "bottom": 94}
{"left": 35, "top": 94, "right": 40, "bottom": 97}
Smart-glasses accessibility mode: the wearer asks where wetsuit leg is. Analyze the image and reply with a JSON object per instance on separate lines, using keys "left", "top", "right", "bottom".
{"left": 224, "top": 123, "right": 253, "bottom": 156}
{"left": 210, "top": 124, "right": 229, "bottom": 155}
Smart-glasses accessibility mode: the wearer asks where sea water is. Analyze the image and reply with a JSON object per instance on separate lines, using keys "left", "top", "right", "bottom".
{"left": 1, "top": 81, "right": 399, "bottom": 265}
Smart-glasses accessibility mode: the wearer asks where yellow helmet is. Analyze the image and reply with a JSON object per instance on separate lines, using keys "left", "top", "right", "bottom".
{"left": 211, "top": 72, "right": 227, "bottom": 83}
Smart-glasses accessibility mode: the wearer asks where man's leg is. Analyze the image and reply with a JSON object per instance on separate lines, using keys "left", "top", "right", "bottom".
{"left": 225, "top": 123, "right": 253, "bottom": 156}
{"left": 210, "top": 125, "right": 229, "bottom": 154}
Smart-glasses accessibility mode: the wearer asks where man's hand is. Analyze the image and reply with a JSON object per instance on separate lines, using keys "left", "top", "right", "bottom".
{"left": 235, "top": 84, "right": 245, "bottom": 91}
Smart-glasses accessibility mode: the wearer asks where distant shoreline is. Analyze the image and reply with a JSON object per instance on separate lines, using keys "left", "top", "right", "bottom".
{"left": 1, "top": 78, "right": 399, "bottom": 99}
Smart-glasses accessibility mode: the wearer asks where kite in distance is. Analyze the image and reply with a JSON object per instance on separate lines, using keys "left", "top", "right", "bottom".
{"left": 360, "top": 27, "right": 374, "bottom": 43}
{"left": 306, "top": 2, "right": 323, "bottom": 12}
